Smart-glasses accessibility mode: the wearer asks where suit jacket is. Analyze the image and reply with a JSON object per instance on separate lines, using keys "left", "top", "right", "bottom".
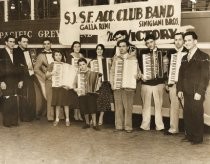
{"left": 0, "top": 48, "right": 23, "bottom": 95}
{"left": 34, "top": 52, "right": 51, "bottom": 83}
{"left": 177, "top": 48, "right": 210, "bottom": 96}
{"left": 14, "top": 46, "right": 32, "bottom": 78}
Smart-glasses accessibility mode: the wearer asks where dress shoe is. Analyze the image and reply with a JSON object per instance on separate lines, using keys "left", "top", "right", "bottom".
{"left": 136, "top": 128, "right": 145, "bottom": 131}
{"left": 93, "top": 126, "right": 100, "bottom": 131}
{"left": 164, "top": 131, "right": 177, "bottom": 135}
{"left": 113, "top": 129, "right": 123, "bottom": 132}
{"left": 181, "top": 137, "right": 190, "bottom": 142}
{"left": 158, "top": 129, "right": 165, "bottom": 132}
{"left": 191, "top": 141, "right": 203, "bottom": 145}
{"left": 82, "top": 124, "right": 90, "bottom": 129}
{"left": 126, "top": 130, "right": 132, "bottom": 133}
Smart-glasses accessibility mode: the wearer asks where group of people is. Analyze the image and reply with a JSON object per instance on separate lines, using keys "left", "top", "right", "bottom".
{"left": 0, "top": 30, "right": 209, "bottom": 145}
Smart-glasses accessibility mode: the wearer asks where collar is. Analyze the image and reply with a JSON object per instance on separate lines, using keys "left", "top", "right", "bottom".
{"left": 118, "top": 53, "right": 128, "bottom": 59}
{"left": 71, "top": 52, "right": 83, "bottom": 58}
{"left": 42, "top": 50, "right": 52, "bottom": 54}
{"left": 175, "top": 46, "right": 184, "bottom": 53}
{"left": 5, "top": 47, "right": 13, "bottom": 54}
{"left": 150, "top": 47, "right": 158, "bottom": 52}
{"left": 189, "top": 46, "right": 197, "bottom": 56}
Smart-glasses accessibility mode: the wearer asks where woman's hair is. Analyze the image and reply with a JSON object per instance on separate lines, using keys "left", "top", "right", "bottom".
{"left": 52, "top": 49, "right": 65, "bottom": 62}
{"left": 71, "top": 41, "right": 81, "bottom": 52}
{"left": 96, "top": 44, "right": 105, "bottom": 58}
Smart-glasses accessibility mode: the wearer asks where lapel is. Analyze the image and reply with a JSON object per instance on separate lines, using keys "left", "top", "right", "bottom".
{"left": 190, "top": 48, "right": 200, "bottom": 61}
{"left": 3, "top": 48, "right": 14, "bottom": 65}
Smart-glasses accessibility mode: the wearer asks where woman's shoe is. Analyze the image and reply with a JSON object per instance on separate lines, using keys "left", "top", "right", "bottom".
{"left": 53, "top": 121, "right": 59, "bottom": 126}
{"left": 66, "top": 121, "right": 70, "bottom": 127}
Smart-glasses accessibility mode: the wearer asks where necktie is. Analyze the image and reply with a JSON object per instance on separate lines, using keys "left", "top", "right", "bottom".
{"left": 187, "top": 52, "right": 191, "bottom": 61}
{"left": 10, "top": 49, "right": 14, "bottom": 63}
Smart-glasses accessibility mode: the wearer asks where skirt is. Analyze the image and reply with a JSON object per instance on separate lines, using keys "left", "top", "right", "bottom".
{"left": 51, "top": 88, "right": 79, "bottom": 109}
{"left": 79, "top": 93, "right": 98, "bottom": 114}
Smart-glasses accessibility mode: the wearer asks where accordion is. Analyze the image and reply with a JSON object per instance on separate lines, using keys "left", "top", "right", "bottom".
{"left": 113, "top": 59, "right": 138, "bottom": 90}
{"left": 52, "top": 63, "right": 77, "bottom": 88}
{"left": 77, "top": 71, "right": 100, "bottom": 96}
{"left": 90, "top": 58, "right": 112, "bottom": 82}
{"left": 168, "top": 52, "right": 187, "bottom": 84}
{"left": 142, "top": 51, "right": 164, "bottom": 80}
{"left": 23, "top": 51, "right": 34, "bottom": 76}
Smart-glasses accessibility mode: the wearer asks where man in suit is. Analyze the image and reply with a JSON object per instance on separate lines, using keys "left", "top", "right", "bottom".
{"left": 165, "top": 33, "right": 188, "bottom": 135}
{"left": 34, "top": 38, "right": 55, "bottom": 121}
{"left": 177, "top": 31, "right": 210, "bottom": 144}
{"left": 15, "top": 35, "right": 36, "bottom": 122}
{"left": 0, "top": 35, "right": 24, "bottom": 127}
{"left": 137, "top": 34, "right": 168, "bottom": 131}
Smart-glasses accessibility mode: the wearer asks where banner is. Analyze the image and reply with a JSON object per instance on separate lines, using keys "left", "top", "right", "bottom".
{"left": 59, "top": 0, "right": 181, "bottom": 46}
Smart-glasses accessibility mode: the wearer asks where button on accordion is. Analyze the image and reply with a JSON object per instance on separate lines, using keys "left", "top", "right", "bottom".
{"left": 168, "top": 52, "right": 187, "bottom": 84}
{"left": 142, "top": 51, "right": 164, "bottom": 80}
{"left": 52, "top": 63, "right": 77, "bottom": 88}
{"left": 77, "top": 71, "right": 101, "bottom": 96}
{"left": 113, "top": 59, "right": 138, "bottom": 90}
{"left": 90, "top": 58, "right": 112, "bottom": 82}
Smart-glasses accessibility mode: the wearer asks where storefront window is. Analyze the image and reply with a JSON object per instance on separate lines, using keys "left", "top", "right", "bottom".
{"left": 0, "top": 1, "right": 4, "bottom": 22}
{"left": 37, "top": 0, "right": 60, "bottom": 19}
{"left": 115, "top": 0, "right": 147, "bottom": 3}
{"left": 8, "top": 0, "right": 30, "bottom": 20}
{"left": 182, "top": 0, "right": 210, "bottom": 11}
{"left": 79, "top": 0, "right": 109, "bottom": 6}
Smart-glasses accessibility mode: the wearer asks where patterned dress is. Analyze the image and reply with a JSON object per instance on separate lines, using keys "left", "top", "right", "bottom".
{"left": 97, "top": 81, "right": 113, "bottom": 112}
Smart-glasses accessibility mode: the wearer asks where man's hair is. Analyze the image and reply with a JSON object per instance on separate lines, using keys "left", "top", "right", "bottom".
{"left": 71, "top": 41, "right": 81, "bottom": 52}
{"left": 144, "top": 34, "right": 156, "bottom": 42}
{"left": 5, "top": 35, "right": 15, "bottom": 42}
{"left": 117, "top": 39, "right": 129, "bottom": 47}
{"left": 113, "top": 30, "right": 128, "bottom": 40}
{"left": 174, "top": 32, "right": 184, "bottom": 39}
{"left": 42, "top": 38, "right": 51, "bottom": 43}
{"left": 17, "top": 35, "right": 29, "bottom": 42}
{"left": 184, "top": 31, "right": 198, "bottom": 40}
{"left": 77, "top": 57, "right": 87, "bottom": 65}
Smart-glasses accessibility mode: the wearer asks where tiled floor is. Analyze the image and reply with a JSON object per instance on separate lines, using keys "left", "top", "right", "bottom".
{"left": 0, "top": 117, "right": 210, "bottom": 164}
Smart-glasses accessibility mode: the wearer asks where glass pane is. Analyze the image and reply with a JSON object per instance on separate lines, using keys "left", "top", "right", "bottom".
{"left": 8, "top": 0, "right": 30, "bottom": 20}
{"left": 0, "top": 1, "right": 4, "bottom": 22}
{"left": 182, "top": 0, "right": 210, "bottom": 11}
{"left": 80, "top": 0, "right": 94, "bottom": 6}
{"left": 49, "top": 0, "right": 60, "bottom": 17}
{"left": 115, "top": 0, "right": 148, "bottom": 3}
{"left": 37, "top": 0, "right": 60, "bottom": 19}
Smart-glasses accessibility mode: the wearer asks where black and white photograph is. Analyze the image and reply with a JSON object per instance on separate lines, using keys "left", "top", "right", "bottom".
{"left": 0, "top": 0, "right": 210, "bottom": 163}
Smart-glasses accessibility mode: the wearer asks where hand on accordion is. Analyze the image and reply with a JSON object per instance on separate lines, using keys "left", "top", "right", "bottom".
{"left": 194, "top": 93, "right": 201, "bottom": 101}
{"left": 140, "top": 74, "right": 147, "bottom": 82}
{"left": 134, "top": 73, "right": 141, "bottom": 80}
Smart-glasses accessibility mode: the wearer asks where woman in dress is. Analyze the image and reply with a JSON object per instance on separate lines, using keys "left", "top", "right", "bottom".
{"left": 66, "top": 41, "right": 83, "bottom": 121}
{"left": 95, "top": 44, "right": 113, "bottom": 126}
{"left": 46, "top": 50, "right": 71, "bottom": 126}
